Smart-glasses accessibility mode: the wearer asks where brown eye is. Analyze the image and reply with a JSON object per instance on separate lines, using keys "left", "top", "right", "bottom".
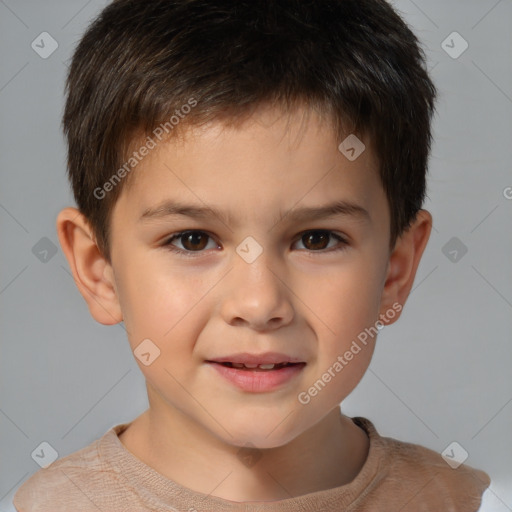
{"left": 302, "top": 230, "right": 331, "bottom": 250}
{"left": 294, "top": 230, "right": 348, "bottom": 253}
{"left": 179, "top": 231, "right": 209, "bottom": 251}
{"left": 164, "top": 230, "right": 217, "bottom": 254}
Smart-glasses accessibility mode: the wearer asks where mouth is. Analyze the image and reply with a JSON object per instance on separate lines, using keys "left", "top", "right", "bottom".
{"left": 206, "top": 352, "right": 305, "bottom": 367}
{"left": 205, "top": 355, "right": 307, "bottom": 392}
{"left": 208, "top": 361, "right": 305, "bottom": 371}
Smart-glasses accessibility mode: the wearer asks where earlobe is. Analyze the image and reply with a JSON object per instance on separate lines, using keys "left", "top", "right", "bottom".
{"left": 56, "top": 207, "right": 123, "bottom": 325}
{"left": 379, "top": 209, "right": 432, "bottom": 326}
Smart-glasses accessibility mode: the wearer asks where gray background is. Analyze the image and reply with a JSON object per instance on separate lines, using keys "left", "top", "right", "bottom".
{"left": 1, "top": 0, "right": 511, "bottom": 510}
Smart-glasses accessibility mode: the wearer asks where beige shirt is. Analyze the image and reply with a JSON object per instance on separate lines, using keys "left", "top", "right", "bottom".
{"left": 13, "top": 416, "right": 490, "bottom": 511}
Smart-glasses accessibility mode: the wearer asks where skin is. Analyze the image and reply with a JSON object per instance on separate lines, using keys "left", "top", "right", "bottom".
{"left": 57, "top": 104, "right": 431, "bottom": 502}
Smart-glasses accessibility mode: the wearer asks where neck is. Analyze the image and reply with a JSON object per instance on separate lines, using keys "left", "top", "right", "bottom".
{"left": 119, "top": 397, "right": 369, "bottom": 502}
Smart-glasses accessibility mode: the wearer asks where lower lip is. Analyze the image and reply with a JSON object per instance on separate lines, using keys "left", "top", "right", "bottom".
{"left": 207, "top": 362, "right": 306, "bottom": 392}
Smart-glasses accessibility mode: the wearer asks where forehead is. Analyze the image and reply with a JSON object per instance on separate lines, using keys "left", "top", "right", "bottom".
{"left": 114, "top": 104, "right": 384, "bottom": 226}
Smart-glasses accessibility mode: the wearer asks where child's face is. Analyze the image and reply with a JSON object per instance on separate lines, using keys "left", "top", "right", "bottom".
{"left": 104, "top": 105, "right": 397, "bottom": 447}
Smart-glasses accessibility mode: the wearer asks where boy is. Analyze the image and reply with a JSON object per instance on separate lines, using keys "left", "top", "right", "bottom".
{"left": 14, "top": 0, "right": 491, "bottom": 510}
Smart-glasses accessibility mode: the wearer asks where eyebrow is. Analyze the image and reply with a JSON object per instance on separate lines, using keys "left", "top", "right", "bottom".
{"left": 139, "top": 199, "right": 371, "bottom": 226}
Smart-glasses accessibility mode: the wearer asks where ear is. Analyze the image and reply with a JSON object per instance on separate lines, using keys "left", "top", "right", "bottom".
{"left": 378, "top": 209, "right": 432, "bottom": 326}
{"left": 56, "top": 207, "right": 122, "bottom": 325}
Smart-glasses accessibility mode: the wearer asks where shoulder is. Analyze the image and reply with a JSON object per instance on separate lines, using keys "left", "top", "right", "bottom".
{"left": 12, "top": 426, "right": 128, "bottom": 512}
{"left": 354, "top": 417, "right": 491, "bottom": 511}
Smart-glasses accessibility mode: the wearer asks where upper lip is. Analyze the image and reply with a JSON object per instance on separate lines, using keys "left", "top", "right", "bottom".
{"left": 206, "top": 352, "right": 305, "bottom": 365}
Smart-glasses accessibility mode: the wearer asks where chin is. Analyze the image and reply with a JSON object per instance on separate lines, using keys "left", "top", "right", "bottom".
{"left": 212, "top": 411, "right": 307, "bottom": 450}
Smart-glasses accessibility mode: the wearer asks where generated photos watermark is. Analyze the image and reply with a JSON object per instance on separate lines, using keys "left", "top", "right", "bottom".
{"left": 297, "top": 302, "right": 402, "bottom": 405}
{"left": 93, "top": 97, "right": 198, "bottom": 200}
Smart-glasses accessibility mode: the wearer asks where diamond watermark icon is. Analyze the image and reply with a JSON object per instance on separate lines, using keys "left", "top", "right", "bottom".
{"left": 442, "top": 441, "right": 468, "bottom": 469}
{"left": 442, "top": 237, "right": 468, "bottom": 263}
{"left": 31, "top": 441, "right": 58, "bottom": 468}
{"left": 31, "top": 32, "right": 59, "bottom": 59}
{"left": 134, "top": 338, "right": 161, "bottom": 366}
{"left": 441, "top": 32, "right": 468, "bottom": 60}
{"left": 236, "top": 236, "right": 263, "bottom": 264}
{"left": 32, "top": 237, "right": 58, "bottom": 263}
{"left": 338, "top": 134, "right": 366, "bottom": 161}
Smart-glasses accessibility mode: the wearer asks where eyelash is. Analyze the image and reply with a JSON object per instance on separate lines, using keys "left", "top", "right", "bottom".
{"left": 161, "top": 230, "right": 349, "bottom": 258}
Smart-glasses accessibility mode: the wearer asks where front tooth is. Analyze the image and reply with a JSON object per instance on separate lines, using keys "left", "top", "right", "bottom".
{"left": 243, "top": 363, "right": 259, "bottom": 369}
{"left": 231, "top": 363, "right": 245, "bottom": 369}
{"left": 258, "top": 364, "right": 276, "bottom": 370}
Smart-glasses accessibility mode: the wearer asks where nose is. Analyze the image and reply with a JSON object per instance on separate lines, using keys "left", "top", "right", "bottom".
{"left": 219, "top": 250, "right": 294, "bottom": 332}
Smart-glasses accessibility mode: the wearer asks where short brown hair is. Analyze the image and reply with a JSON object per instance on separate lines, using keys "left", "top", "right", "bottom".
{"left": 63, "top": 0, "right": 437, "bottom": 262}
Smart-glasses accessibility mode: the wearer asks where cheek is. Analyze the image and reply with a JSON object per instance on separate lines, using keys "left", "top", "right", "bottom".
{"left": 115, "top": 266, "right": 212, "bottom": 393}
{"left": 114, "top": 254, "right": 212, "bottom": 350}
{"left": 299, "top": 258, "right": 384, "bottom": 345}
{"left": 292, "top": 256, "right": 384, "bottom": 406}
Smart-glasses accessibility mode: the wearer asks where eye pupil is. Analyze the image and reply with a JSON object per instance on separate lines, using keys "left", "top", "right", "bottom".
{"left": 182, "top": 232, "right": 208, "bottom": 251}
{"left": 303, "top": 231, "right": 329, "bottom": 250}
